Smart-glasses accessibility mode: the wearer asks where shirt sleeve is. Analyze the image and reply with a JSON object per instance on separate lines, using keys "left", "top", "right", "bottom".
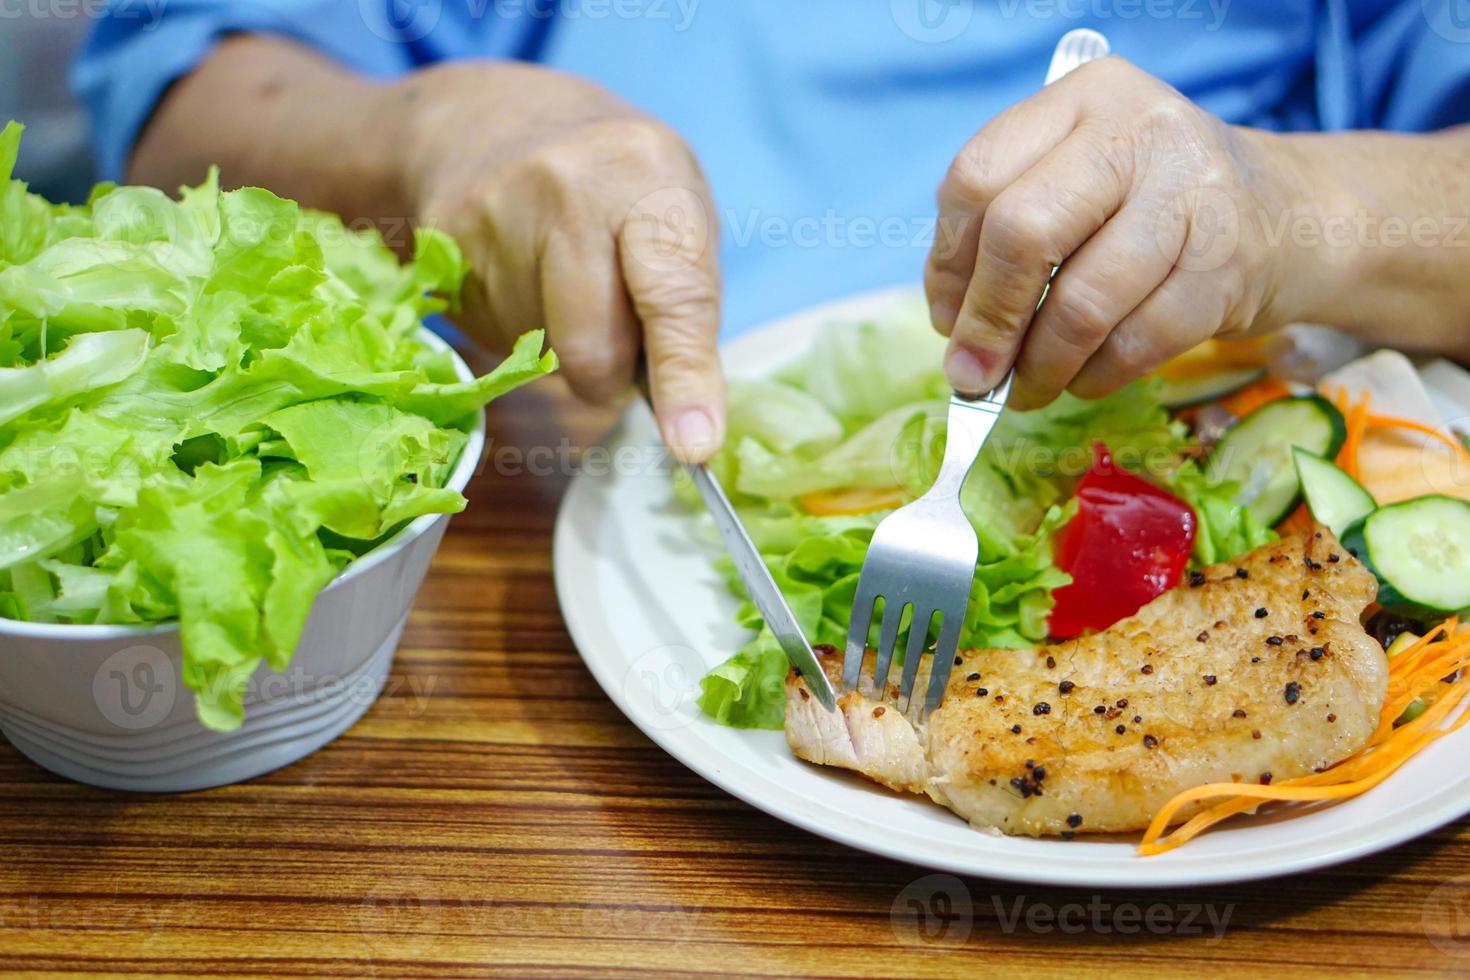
{"left": 1348, "top": 0, "right": 1470, "bottom": 131}
{"left": 70, "top": 0, "right": 549, "bottom": 181}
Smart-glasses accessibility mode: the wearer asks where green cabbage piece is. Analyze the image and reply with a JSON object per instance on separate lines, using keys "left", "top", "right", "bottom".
{"left": 0, "top": 121, "right": 556, "bottom": 730}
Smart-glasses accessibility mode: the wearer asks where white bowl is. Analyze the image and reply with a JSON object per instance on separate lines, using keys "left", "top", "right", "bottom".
{"left": 0, "top": 329, "right": 484, "bottom": 792}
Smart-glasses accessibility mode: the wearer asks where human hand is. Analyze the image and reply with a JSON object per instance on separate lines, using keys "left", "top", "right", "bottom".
{"left": 925, "top": 57, "right": 1311, "bottom": 410}
{"left": 398, "top": 62, "right": 725, "bottom": 461}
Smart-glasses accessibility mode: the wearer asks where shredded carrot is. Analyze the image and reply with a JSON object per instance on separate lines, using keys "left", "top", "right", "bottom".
{"left": 1365, "top": 413, "right": 1470, "bottom": 463}
{"left": 1217, "top": 376, "right": 1292, "bottom": 419}
{"left": 1324, "top": 385, "right": 1373, "bottom": 481}
{"left": 1137, "top": 614, "right": 1470, "bottom": 855}
{"left": 798, "top": 485, "right": 907, "bottom": 516}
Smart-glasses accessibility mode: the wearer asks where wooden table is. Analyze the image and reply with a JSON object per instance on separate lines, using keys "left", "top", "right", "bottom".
{"left": 4, "top": 378, "right": 1470, "bottom": 978}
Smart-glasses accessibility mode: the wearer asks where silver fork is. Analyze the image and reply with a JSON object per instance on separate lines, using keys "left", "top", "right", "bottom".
{"left": 841, "top": 28, "right": 1111, "bottom": 720}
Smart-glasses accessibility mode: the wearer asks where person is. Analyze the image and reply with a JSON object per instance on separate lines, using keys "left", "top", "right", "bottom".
{"left": 73, "top": 2, "right": 1470, "bottom": 462}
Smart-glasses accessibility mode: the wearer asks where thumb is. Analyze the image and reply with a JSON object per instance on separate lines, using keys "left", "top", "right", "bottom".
{"left": 618, "top": 184, "right": 726, "bottom": 463}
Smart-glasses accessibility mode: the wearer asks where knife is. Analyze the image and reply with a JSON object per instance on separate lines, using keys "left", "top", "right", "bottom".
{"left": 640, "top": 378, "right": 838, "bottom": 711}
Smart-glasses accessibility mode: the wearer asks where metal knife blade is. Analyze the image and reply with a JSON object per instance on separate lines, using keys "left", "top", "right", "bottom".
{"left": 677, "top": 458, "right": 838, "bottom": 711}
{"left": 637, "top": 358, "right": 837, "bottom": 710}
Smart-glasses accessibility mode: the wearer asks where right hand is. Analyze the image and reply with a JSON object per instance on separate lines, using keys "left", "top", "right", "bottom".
{"left": 394, "top": 62, "right": 725, "bottom": 462}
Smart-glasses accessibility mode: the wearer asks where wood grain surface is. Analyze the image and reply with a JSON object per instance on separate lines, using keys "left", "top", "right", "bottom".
{"left": 4, "top": 377, "right": 1470, "bottom": 978}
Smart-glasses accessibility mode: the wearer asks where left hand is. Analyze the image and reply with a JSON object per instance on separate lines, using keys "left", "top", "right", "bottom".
{"left": 925, "top": 57, "right": 1311, "bottom": 409}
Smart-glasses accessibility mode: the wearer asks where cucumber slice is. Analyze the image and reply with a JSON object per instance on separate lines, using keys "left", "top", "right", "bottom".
{"left": 1292, "top": 448, "right": 1376, "bottom": 536}
{"left": 1158, "top": 365, "right": 1268, "bottom": 410}
{"left": 1206, "top": 395, "right": 1347, "bottom": 527}
{"left": 1341, "top": 496, "right": 1470, "bottom": 615}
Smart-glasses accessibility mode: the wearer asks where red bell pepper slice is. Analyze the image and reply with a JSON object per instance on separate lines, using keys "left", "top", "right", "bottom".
{"left": 1048, "top": 443, "right": 1197, "bottom": 638}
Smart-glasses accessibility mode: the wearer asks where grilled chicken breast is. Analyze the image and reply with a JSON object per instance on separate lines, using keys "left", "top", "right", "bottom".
{"left": 785, "top": 527, "right": 1388, "bottom": 836}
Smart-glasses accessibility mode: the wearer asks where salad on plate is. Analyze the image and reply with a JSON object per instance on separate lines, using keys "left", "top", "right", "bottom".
{"left": 685, "top": 303, "right": 1470, "bottom": 854}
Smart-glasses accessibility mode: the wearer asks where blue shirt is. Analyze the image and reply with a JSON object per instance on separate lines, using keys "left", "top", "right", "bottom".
{"left": 73, "top": 0, "right": 1470, "bottom": 336}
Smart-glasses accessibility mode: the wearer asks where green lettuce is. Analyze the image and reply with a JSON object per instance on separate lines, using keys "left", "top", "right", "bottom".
{"left": 696, "top": 309, "right": 1268, "bottom": 729}
{"left": 0, "top": 121, "right": 556, "bottom": 730}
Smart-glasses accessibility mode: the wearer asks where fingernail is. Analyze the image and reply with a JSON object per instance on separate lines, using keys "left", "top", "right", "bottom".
{"left": 945, "top": 345, "right": 991, "bottom": 396}
{"left": 670, "top": 408, "right": 716, "bottom": 460}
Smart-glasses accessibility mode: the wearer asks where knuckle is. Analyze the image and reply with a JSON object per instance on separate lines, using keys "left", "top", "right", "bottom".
{"left": 649, "top": 330, "right": 720, "bottom": 392}
{"left": 956, "top": 298, "right": 1022, "bottom": 345}
{"left": 944, "top": 143, "right": 1007, "bottom": 211}
{"left": 1044, "top": 281, "right": 1116, "bottom": 354}
{"left": 984, "top": 192, "right": 1064, "bottom": 265}
{"left": 633, "top": 270, "right": 719, "bottom": 329}
{"left": 1135, "top": 97, "right": 1203, "bottom": 148}
{"left": 599, "top": 117, "right": 692, "bottom": 169}
{"left": 1098, "top": 324, "right": 1166, "bottom": 380}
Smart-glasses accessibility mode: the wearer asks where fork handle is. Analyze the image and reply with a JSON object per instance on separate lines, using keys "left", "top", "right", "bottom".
{"left": 923, "top": 374, "right": 1012, "bottom": 502}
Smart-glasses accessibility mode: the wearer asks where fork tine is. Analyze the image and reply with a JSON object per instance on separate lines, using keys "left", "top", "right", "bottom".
{"left": 870, "top": 599, "right": 905, "bottom": 699}
{"left": 896, "top": 606, "right": 934, "bottom": 710}
{"left": 920, "top": 612, "right": 965, "bottom": 720}
{"left": 842, "top": 579, "right": 877, "bottom": 692}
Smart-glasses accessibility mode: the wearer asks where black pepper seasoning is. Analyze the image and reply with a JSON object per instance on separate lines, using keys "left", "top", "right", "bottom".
{"left": 1309, "top": 647, "right": 1325, "bottom": 661}
{"left": 975, "top": 688, "right": 988, "bottom": 697}
{"left": 1285, "top": 681, "right": 1302, "bottom": 705}
{"left": 1260, "top": 772, "right": 1273, "bottom": 785}
{"left": 1267, "top": 635, "right": 1284, "bottom": 646}
{"left": 1203, "top": 674, "right": 1217, "bottom": 685}
{"left": 1235, "top": 568, "right": 1249, "bottom": 579}
{"left": 966, "top": 672, "right": 980, "bottom": 682}
{"left": 1045, "top": 655, "right": 1056, "bottom": 670}
{"left": 1143, "top": 734, "right": 1158, "bottom": 748}
{"left": 1141, "top": 664, "right": 1154, "bottom": 675}
{"left": 1255, "top": 607, "right": 1269, "bottom": 619}
{"left": 1189, "top": 571, "right": 1206, "bottom": 587}
{"left": 1094, "top": 705, "right": 1106, "bottom": 714}
{"left": 1232, "top": 708, "right": 1247, "bottom": 718}
{"left": 1197, "top": 630, "right": 1210, "bottom": 642}
{"left": 1067, "top": 812, "right": 1083, "bottom": 828}
{"left": 1115, "top": 724, "right": 1126, "bottom": 734}
{"left": 1058, "top": 680, "right": 1075, "bottom": 694}
{"left": 1011, "top": 724, "right": 1022, "bottom": 734}
{"left": 1033, "top": 702, "right": 1052, "bottom": 716}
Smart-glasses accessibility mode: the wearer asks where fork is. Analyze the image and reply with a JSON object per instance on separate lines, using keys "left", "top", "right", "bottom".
{"left": 841, "top": 28, "right": 1111, "bottom": 720}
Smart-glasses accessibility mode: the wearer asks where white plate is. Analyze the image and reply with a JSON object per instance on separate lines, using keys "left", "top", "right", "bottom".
{"left": 553, "top": 284, "right": 1470, "bottom": 887}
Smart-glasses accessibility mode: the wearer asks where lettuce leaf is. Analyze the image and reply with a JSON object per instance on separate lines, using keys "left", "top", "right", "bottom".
{"left": 0, "top": 121, "right": 557, "bottom": 730}
{"left": 694, "top": 309, "right": 1266, "bottom": 729}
